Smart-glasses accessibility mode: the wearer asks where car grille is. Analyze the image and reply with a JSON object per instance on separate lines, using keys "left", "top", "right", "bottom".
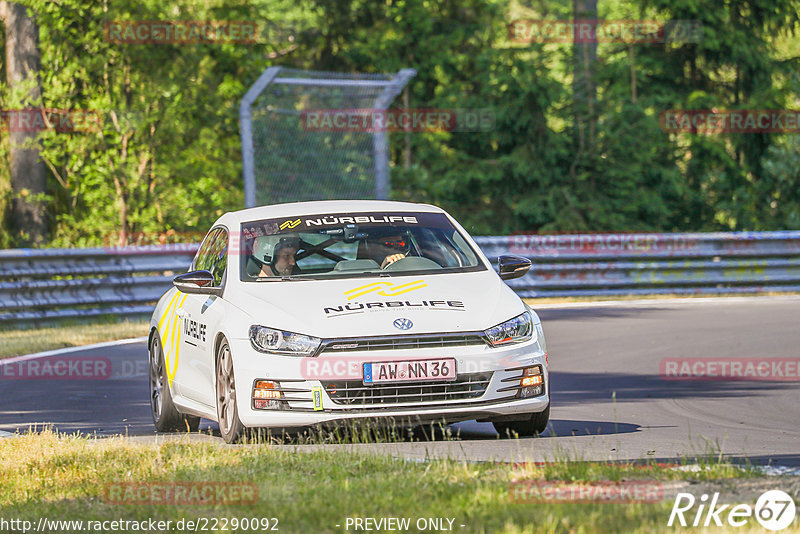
{"left": 322, "top": 373, "right": 492, "bottom": 406}
{"left": 319, "top": 333, "right": 486, "bottom": 354}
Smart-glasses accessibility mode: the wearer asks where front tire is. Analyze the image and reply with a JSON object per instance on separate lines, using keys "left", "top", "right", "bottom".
{"left": 216, "top": 340, "right": 247, "bottom": 443}
{"left": 493, "top": 404, "right": 550, "bottom": 437}
{"left": 149, "top": 333, "right": 200, "bottom": 432}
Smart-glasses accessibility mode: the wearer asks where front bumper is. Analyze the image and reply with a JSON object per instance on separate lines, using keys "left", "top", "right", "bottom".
{"left": 229, "top": 335, "right": 549, "bottom": 428}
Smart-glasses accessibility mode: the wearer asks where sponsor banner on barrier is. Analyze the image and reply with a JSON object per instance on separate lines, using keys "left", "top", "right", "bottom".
{"left": 660, "top": 358, "right": 800, "bottom": 381}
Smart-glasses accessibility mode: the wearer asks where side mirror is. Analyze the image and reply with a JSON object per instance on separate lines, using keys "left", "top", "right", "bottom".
{"left": 497, "top": 255, "right": 531, "bottom": 280}
{"left": 173, "top": 270, "right": 222, "bottom": 295}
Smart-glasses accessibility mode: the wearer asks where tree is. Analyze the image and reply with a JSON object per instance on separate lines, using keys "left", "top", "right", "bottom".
{"left": 0, "top": 0, "right": 47, "bottom": 245}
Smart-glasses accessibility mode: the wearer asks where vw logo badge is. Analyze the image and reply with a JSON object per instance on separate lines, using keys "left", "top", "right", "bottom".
{"left": 393, "top": 318, "right": 413, "bottom": 330}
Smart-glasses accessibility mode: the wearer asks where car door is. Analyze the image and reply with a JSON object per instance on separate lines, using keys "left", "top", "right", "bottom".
{"left": 173, "top": 227, "right": 229, "bottom": 408}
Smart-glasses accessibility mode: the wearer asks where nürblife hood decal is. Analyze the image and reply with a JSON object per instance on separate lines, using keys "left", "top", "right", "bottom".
{"left": 225, "top": 271, "right": 523, "bottom": 338}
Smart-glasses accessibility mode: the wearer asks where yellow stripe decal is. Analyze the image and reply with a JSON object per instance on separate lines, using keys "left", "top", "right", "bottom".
{"left": 344, "top": 279, "right": 428, "bottom": 300}
{"left": 377, "top": 280, "right": 427, "bottom": 296}
{"left": 158, "top": 292, "right": 180, "bottom": 335}
{"left": 159, "top": 293, "right": 180, "bottom": 354}
{"left": 166, "top": 294, "right": 188, "bottom": 386}
{"left": 167, "top": 313, "right": 180, "bottom": 385}
{"left": 344, "top": 282, "right": 390, "bottom": 300}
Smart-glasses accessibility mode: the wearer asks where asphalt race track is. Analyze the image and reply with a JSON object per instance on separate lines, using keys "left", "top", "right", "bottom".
{"left": 1, "top": 296, "right": 799, "bottom": 466}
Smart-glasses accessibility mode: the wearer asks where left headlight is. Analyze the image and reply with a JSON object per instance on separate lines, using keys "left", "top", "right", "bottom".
{"left": 484, "top": 311, "right": 535, "bottom": 347}
{"left": 249, "top": 325, "right": 321, "bottom": 356}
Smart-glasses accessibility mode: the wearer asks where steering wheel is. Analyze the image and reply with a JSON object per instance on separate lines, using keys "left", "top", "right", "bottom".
{"left": 382, "top": 256, "right": 443, "bottom": 271}
{"left": 380, "top": 253, "right": 406, "bottom": 269}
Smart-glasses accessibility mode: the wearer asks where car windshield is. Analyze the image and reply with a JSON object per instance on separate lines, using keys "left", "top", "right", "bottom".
{"left": 240, "top": 211, "right": 485, "bottom": 281}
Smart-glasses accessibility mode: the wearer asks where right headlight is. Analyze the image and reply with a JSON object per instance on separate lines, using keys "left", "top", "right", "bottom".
{"left": 249, "top": 325, "right": 321, "bottom": 356}
{"left": 484, "top": 311, "right": 535, "bottom": 347}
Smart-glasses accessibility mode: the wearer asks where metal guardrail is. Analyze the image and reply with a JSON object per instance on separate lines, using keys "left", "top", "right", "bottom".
{"left": 477, "top": 231, "right": 800, "bottom": 297}
{"left": 0, "top": 245, "right": 198, "bottom": 323}
{"left": 1, "top": 232, "right": 799, "bottom": 323}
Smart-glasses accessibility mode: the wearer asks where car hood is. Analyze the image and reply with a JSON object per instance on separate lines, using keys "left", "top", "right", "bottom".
{"left": 225, "top": 270, "right": 525, "bottom": 339}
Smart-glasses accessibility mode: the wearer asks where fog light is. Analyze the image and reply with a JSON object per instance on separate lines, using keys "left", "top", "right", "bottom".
{"left": 254, "top": 389, "right": 281, "bottom": 399}
{"left": 519, "top": 366, "right": 544, "bottom": 398}
{"left": 521, "top": 375, "right": 543, "bottom": 387}
{"left": 253, "top": 380, "right": 283, "bottom": 410}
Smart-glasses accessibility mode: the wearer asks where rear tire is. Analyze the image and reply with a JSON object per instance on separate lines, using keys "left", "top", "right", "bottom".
{"left": 216, "top": 340, "right": 247, "bottom": 444}
{"left": 149, "top": 333, "right": 201, "bottom": 432}
{"left": 493, "top": 404, "right": 550, "bottom": 437}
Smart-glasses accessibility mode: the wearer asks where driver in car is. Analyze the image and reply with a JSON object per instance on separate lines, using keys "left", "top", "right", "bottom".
{"left": 259, "top": 237, "right": 300, "bottom": 277}
{"left": 374, "top": 234, "right": 408, "bottom": 268}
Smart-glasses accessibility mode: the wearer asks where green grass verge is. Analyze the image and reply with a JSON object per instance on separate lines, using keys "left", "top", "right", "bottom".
{"left": 0, "top": 317, "right": 149, "bottom": 358}
{"left": 0, "top": 430, "right": 762, "bottom": 533}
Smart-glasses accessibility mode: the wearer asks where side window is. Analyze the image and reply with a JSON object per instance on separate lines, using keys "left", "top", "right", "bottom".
{"left": 210, "top": 229, "right": 228, "bottom": 285}
{"left": 193, "top": 228, "right": 228, "bottom": 286}
{"left": 193, "top": 230, "right": 218, "bottom": 272}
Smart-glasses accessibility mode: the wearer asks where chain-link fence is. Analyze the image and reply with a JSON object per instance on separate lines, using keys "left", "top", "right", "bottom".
{"left": 239, "top": 67, "right": 415, "bottom": 207}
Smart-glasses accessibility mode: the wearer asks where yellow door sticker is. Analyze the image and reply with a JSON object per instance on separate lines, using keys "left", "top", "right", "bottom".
{"left": 158, "top": 292, "right": 188, "bottom": 387}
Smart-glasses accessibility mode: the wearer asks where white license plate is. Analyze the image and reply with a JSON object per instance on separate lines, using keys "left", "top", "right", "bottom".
{"left": 363, "top": 358, "right": 457, "bottom": 385}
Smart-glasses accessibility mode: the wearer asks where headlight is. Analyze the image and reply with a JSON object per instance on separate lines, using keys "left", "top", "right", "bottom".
{"left": 249, "top": 325, "right": 321, "bottom": 356}
{"left": 484, "top": 311, "right": 535, "bottom": 347}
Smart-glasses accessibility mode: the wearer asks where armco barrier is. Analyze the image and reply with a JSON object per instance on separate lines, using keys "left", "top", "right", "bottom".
{"left": 1, "top": 232, "right": 799, "bottom": 323}
{"left": 480, "top": 231, "right": 800, "bottom": 297}
{"left": 0, "top": 244, "right": 198, "bottom": 323}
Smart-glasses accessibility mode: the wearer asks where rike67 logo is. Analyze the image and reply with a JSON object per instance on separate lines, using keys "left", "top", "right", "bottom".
{"left": 669, "top": 490, "right": 796, "bottom": 531}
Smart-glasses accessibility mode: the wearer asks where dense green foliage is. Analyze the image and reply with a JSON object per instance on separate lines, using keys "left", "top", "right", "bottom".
{"left": 1, "top": 0, "right": 799, "bottom": 245}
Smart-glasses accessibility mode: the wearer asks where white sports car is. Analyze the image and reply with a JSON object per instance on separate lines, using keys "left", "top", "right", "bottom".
{"left": 149, "top": 200, "right": 549, "bottom": 443}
